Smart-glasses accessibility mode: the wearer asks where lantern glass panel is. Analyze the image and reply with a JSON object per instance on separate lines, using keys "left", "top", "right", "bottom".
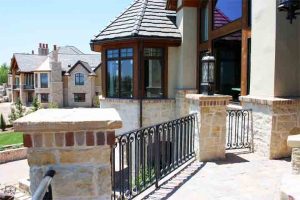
{"left": 209, "top": 62, "right": 215, "bottom": 82}
{"left": 202, "top": 62, "right": 208, "bottom": 82}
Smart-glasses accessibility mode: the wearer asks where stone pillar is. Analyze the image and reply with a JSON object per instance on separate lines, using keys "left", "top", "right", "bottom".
{"left": 186, "top": 94, "right": 231, "bottom": 162}
{"left": 14, "top": 108, "right": 122, "bottom": 200}
{"left": 19, "top": 73, "right": 26, "bottom": 104}
{"left": 240, "top": 96, "right": 300, "bottom": 159}
{"left": 280, "top": 135, "right": 300, "bottom": 199}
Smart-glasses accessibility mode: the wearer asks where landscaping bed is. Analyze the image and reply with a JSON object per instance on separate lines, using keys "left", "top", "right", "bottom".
{"left": 0, "top": 132, "right": 26, "bottom": 163}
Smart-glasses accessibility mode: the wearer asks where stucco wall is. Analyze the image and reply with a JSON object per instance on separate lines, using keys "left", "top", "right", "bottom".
{"left": 250, "top": 0, "right": 276, "bottom": 97}
{"left": 250, "top": 0, "right": 300, "bottom": 97}
{"left": 176, "top": 7, "right": 197, "bottom": 90}
{"left": 67, "top": 65, "right": 94, "bottom": 107}
{"left": 168, "top": 47, "right": 178, "bottom": 98}
{"left": 275, "top": 4, "right": 300, "bottom": 97}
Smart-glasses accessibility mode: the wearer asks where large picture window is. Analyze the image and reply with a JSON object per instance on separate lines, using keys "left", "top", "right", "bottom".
{"left": 40, "top": 73, "right": 48, "bottom": 88}
{"left": 144, "top": 48, "right": 164, "bottom": 98}
{"left": 75, "top": 73, "right": 84, "bottom": 85}
{"left": 106, "top": 48, "right": 133, "bottom": 98}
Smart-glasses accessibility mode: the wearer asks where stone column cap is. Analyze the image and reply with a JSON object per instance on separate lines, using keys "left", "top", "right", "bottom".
{"left": 288, "top": 134, "right": 300, "bottom": 148}
{"left": 186, "top": 94, "right": 232, "bottom": 101}
{"left": 14, "top": 108, "right": 122, "bottom": 132}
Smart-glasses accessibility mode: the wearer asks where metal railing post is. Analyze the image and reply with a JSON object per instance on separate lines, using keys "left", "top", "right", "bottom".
{"left": 155, "top": 125, "right": 160, "bottom": 188}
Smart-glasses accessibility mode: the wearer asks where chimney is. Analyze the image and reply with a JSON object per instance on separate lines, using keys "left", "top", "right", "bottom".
{"left": 45, "top": 43, "right": 49, "bottom": 55}
{"left": 38, "top": 43, "right": 49, "bottom": 55}
{"left": 53, "top": 45, "right": 58, "bottom": 62}
{"left": 32, "top": 50, "right": 34, "bottom": 54}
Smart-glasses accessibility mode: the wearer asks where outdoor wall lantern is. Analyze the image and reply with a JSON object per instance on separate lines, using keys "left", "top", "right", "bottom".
{"left": 278, "top": 0, "right": 300, "bottom": 24}
{"left": 201, "top": 53, "right": 215, "bottom": 96}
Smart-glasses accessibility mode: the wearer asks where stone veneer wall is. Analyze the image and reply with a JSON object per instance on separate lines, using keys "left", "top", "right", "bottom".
{"left": 100, "top": 98, "right": 176, "bottom": 134}
{"left": 67, "top": 65, "right": 95, "bottom": 107}
{"left": 241, "top": 96, "right": 300, "bottom": 159}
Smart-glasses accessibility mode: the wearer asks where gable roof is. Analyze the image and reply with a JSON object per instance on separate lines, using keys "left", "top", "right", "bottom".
{"left": 91, "top": 0, "right": 181, "bottom": 44}
{"left": 12, "top": 46, "right": 101, "bottom": 73}
{"left": 13, "top": 54, "right": 47, "bottom": 72}
{"left": 67, "top": 60, "right": 93, "bottom": 74}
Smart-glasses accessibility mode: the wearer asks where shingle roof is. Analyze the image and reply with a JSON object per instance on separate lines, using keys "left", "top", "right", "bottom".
{"left": 14, "top": 54, "right": 47, "bottom": 72}
{"left": 92, "top": 0, "right": 181, "bottom": 43}
{"left": 13, "top": 46, "right": 101, "bottom": 73}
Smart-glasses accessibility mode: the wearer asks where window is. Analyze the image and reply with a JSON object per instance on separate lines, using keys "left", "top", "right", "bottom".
{"left": 200, "top": 3, "right": 209, "bottom": 42}
{"left": 144, "top": 48, "right": 164, "bottom": 98}
{"left": 106, "top": 48, "right": 133, "bottom": 98}
{"left": 25, "top": 74, "right": 34, "bottom": 87}
{"left": 40, "top": 73, "right": 48, "bottom": 88}
{"left": 74, "top": 93, "right": 85, "bottom": 102}
{"left": 213, "top": 0, "right": 242, "bottom": 29}
{"left": 75, "top": 73, "right": 84, "bottom": 85}
{"left": 40, "top": 93, "right": 49, "bottom": 103}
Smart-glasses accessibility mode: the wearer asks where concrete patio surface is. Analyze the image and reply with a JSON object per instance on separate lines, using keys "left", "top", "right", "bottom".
{"left": 145, "top": 152, "right": 291, "bottom": 200}
{"left": 0, "top": 159, "right": 29, "bottom": 185}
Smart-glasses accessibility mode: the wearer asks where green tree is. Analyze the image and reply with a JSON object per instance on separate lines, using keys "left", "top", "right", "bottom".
{"left": 0, "top": 63, "right": 9, "bottom": 84}
{"left": 15, "top": 98, "right": 25, "bottom": 118}
{"left": 8, "top": 98, "right": 26, "bottom": 123}
{"left": 31, "top": 96, "right": 40, "bottom": 112}
{"left": 0, "top": 113, "right": 6, "bottom": 131}
{"left": 48, "top": 102, "right": 58, "bottom": 108}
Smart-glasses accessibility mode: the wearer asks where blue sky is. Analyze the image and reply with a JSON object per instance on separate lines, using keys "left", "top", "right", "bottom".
{"left": 0, "top": 0, "right": 132, "bottom": 64}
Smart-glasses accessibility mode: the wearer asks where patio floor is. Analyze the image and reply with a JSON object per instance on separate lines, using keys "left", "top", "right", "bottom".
{"left": 143, "top": 152, "right": 291, "bottom": 200}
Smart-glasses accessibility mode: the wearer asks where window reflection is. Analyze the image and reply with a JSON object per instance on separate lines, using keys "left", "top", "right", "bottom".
{"left": 213, "top": 0, "right": 242, "bottom": 29}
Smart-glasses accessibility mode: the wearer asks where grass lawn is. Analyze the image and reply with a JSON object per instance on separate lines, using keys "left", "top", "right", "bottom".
{"left": 0, "top": 132, "right": 23, "bottom": 147}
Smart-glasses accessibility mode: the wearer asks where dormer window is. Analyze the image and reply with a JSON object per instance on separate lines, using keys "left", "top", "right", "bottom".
{"left": 75, "top": 73, "right": 84, "bottom": 85}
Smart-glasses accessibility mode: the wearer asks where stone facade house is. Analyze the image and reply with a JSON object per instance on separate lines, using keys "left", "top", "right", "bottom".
{"left": 10, "top": 44, "right": 101, "bottom": 107}
{"left": 90, "top": 0, "right": 300, "bottom": 159}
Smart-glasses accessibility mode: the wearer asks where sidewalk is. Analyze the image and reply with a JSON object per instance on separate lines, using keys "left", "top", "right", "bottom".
{"left": 0, "top": 159, "right": 29, "bottom": 185}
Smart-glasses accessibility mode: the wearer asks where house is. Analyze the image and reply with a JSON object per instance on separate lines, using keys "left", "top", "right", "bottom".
{"left": 10, "top": 44, "right": 101, "bottom": 107}
{"left": 91, "top": 0, "right": 300, "bottom": 159}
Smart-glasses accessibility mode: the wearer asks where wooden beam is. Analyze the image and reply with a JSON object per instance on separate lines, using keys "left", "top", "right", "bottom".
{"left": 211, "top": 19, "right": 242, "bottom": 40}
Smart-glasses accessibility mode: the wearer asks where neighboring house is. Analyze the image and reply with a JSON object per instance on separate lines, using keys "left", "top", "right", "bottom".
{"left": 10, "top": 44, "right": 101, "bottom": 107}
{"left": 90, "top": 0, "right": 300, "bottom": 160}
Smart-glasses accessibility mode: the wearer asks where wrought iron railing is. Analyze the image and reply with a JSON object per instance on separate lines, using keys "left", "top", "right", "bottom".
{"left": 226, "top": 109, "right": 253, "bottom": 150}
{"left": 111, "top": 114, "right": 197, "bottom": 200}
{"left": 32, "top": 170, "right": 56, "bottom": 200}
{"left": 23, "top": 85, "right": 34, "bottom": 90}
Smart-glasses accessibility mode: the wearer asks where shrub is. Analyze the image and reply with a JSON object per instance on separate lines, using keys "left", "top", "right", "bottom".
{"left": 31, "top": 96, "right": 40, "bottom": 112}
{"left": 48, "top": 102, "right": 58, "bottom": 108}
{"left": 8, "top": 98, "right": 26, "bottom": 123}
{"left": 0, "top": 113, "right": 6, "bottom": 131}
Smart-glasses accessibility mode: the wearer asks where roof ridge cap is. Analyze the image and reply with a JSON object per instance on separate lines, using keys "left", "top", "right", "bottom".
{"left": 131, "top": 0, "right": 148, "bottom": 36}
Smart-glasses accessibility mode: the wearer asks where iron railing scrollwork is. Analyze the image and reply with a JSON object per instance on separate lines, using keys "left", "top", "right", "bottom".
{"left": 226, "top": 109, "right": 253, "bottom": 150}
{"left": 111, "top": 114, "right": 197, "bottom": 200}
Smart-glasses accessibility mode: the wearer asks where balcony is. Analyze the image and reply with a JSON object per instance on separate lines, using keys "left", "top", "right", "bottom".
{"left": 23, "top": 85, "right": 34, "bottom": 90}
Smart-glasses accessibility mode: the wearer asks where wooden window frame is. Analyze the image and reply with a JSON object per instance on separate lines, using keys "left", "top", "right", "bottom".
{"left": 198, "top": 0, "right": 251, "bottom": 96}
{"left": 106, "top": 47, "right": 134, "bottom": 99}
{"left": 143, "top": 47, "right": 166, "bottom": 99}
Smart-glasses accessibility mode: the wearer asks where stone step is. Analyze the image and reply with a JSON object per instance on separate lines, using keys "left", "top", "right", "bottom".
{"left": 18, "top": 179, "right": 30, "bottom": 195}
